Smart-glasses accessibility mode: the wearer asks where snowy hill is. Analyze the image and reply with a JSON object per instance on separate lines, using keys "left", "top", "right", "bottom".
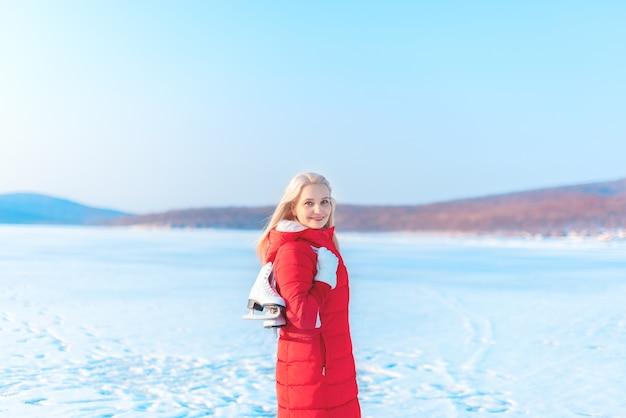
{"left": 0, "top": 193, "right": 132, "bottom": 225}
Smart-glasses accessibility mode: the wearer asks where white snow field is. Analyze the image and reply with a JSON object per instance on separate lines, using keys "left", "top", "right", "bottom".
{"left": 1, "top": 225, "right": 625, "bottom": 417}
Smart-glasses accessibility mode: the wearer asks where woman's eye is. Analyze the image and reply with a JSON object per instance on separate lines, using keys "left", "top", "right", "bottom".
{"left": 321, "top": 199, "right": 329, "bottom": 205}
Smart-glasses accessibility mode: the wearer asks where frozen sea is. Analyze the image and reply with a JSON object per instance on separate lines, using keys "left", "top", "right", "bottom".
{"left": 1, "top": 225, "right": 625, "bottom": 417}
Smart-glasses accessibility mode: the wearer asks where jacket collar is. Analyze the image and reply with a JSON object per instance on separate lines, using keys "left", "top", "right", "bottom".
{"left": 266, "top": 221, "right": 336, "bottom": 262}
{"left": 276, "top": 220, "right": 307, "bottom": 232}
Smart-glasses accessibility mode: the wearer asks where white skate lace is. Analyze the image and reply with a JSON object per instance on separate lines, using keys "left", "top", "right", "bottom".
{"left": 264, "top": 276, "right": 280, "bottom": 297}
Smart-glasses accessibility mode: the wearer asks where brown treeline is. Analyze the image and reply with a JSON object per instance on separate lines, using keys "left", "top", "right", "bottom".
{"left": 109, "top": 178, "right": 626, "bottom": 236}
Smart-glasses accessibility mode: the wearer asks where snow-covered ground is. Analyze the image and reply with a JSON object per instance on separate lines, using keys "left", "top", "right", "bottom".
{"left": 1, "top": 226, "right": 625, "bottom": 417}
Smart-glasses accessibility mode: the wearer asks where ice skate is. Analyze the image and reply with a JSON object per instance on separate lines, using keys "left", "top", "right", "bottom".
{"left": 243, "top": 262, "right": 286, "bottom": 328}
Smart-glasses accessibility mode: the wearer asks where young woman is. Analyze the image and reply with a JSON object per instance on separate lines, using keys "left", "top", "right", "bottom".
{"left": 256, "top": 172, "right": 361, "bottom": 418}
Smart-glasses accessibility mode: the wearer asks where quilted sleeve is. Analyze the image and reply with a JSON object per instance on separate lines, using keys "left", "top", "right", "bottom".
{"left": 274, "top": 242, "right": 331, "bottom": 330}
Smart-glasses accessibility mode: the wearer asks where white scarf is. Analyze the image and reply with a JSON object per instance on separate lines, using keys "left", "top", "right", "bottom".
{"left": 276, "top": 220, "right": 307, "bottom": 232}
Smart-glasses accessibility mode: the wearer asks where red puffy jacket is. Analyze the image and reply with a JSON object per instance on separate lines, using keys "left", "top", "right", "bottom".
{"left": 266, "top": 222, "right": 361, "bottom": 418}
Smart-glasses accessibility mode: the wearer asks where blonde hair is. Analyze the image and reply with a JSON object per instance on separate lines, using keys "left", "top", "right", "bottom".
{"left": 256, "top": 172, "right": 338, "bottom": 262}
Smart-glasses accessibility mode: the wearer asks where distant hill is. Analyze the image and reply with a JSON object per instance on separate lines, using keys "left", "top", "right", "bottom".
{"left": 109, "top": 178, "right": 626, "bottom": 236}
{"left": 332, "top": 177, "right": 626, "bottom": 235}
{"left": 109, "top": 206, "right": 274, "bottom": 230}
{"left": 0, "top": 193, "right": 132, "bottom": 225}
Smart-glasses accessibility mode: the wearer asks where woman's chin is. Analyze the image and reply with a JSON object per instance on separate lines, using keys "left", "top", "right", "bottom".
{"left": 304, "top": 219, "right": 326, "bottom": 229}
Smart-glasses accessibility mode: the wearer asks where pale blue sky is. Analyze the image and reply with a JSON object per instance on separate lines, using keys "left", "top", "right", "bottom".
{"left": 1, "top": 1, "right": 624, "bottom": 213}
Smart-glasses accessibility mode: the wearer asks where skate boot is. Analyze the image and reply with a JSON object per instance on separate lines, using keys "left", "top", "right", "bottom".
{"left": 243, "top": 262, "right": 286, "bottom": 328}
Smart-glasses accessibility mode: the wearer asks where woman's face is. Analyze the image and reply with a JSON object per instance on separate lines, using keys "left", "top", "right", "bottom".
{"left": 292, "top": 184, "right": 332, "bottom": 229}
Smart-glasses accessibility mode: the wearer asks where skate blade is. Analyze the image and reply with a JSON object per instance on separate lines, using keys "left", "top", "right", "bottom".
{"left": 247, "top": 298, "right": 286, "bottom": 312}
{"left": 242, "top": 305, "right": 283, "bottom": 321}
{"left": 263, "top": 314, "right": 286, "bottom": 328}
{"left": 247, "top": 299, "right": 264, "bottom": 311}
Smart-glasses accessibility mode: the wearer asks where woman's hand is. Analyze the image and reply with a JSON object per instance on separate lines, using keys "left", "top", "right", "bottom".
{"left": 312, "top": 246, "right": 338, "bottom": 289}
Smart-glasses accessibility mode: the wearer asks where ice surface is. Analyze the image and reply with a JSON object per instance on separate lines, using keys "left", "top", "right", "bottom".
{"left": 1, "top": 226, "right": 625, "bottom": 417}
